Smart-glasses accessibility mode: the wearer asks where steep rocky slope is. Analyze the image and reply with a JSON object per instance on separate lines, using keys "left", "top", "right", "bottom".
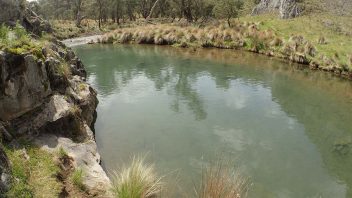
{"left": 252, "top": 0, "right": 301, "bottom": 19}
{"left": 0, "top": 0, "right": 111, "bottom": 196}
{"left": 0, "top": 39, "right": 112, "bottom": 196}
{"left": 252, "top": 0, "right": 352, "bottom": 18}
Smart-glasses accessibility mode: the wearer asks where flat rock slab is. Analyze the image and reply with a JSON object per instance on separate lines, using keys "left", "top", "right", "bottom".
{"left": 34, "top": 132, "right": 113, "bottom": 197}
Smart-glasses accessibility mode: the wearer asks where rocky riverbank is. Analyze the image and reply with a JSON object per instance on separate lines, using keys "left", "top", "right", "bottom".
{"left": 0, "top": 37, "right": 112, "bottom": 196}
{"left": 1, "top": 1, "right": 112, "bottom": 196}
{"left": 62, "top": 35, "right": 103, "bottom": 47}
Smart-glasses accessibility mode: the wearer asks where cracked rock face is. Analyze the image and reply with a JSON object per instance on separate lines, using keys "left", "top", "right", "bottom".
{"left": 0, "top": 41, "right": 111, "bottom": 195}
{"left": 0, "top": 53, "right": 51, "bottom": 121}
{"left": 252, "top": 0, "right": 301, "bottom": 19}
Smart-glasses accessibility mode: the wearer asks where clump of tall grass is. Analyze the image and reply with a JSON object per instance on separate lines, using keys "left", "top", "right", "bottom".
{"left": 71, "top": 168, "right": 86, "bottom": 191}
{"left": 111, "top": 156, "right": 163, "bottom": 198}
{"left": 195, "top": 160, "right": 250, "bottom": 198}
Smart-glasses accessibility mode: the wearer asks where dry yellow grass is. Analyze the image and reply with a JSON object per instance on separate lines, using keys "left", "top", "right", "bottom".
{"left": 100, "top": 17, "right": 352, "bottom": 78}
{"left": 196, "top": 160, "right": 250, "bottom": 198}
{"left": 111, "top": 156, "right": 163, "bottom": 198}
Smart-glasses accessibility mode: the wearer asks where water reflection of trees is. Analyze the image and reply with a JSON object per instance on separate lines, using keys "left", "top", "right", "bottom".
{"left": 270, "top": 71, "right": 352, "bottom": 197}
{"left": 76, "top": 44, "right": 352, "bottom": 196}
{"left": 77, "top": 45, "right": 210, "bottom": 120}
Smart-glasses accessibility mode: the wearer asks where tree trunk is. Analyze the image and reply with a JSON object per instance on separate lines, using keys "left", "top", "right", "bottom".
{"left": 146, "top": 0, "right": 160, "bottom": 20}
{"left": 76, "top": 10, "right": 82, "bottom": 27}
{"left": 75, "top": 0, "right": 83, "bottom": 27}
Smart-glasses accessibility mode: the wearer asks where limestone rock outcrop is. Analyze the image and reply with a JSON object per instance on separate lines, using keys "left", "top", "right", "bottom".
{"left": 252, "top": 0, "right": 301, "bottom": 19}
{"left": 0, "top": 53, "right": 51, "bottom": 121}
{"left": 0, "top": 39, "right": 111, "bottom": 196}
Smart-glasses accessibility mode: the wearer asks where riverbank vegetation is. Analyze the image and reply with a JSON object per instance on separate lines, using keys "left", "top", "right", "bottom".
{"left": 196, "top": 160, "right": 250, "bottom": 198}
{"left": 2, "top": 140, "right": 88, "bottom": 197}
{"left": 98, "top": 16, "right": 351, "bottom": 77}
{"left": 28, "top": 0, "right": 352, "bottom": 79}
{"left": 4, "top": 143, "right": 62, "bottom": 197}
{"left": 0, "top": 24, "right": 42, "bottom": 56}
{"left": 111, "top": 156, "right": 163, "bottom": 198}
{"left": 111, "top": 155, "right": 249, "bottom": 198}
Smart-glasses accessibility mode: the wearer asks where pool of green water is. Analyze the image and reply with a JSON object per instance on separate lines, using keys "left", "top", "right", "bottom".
{"left": 74, "top": 44, "right": 352, "bottom": 198}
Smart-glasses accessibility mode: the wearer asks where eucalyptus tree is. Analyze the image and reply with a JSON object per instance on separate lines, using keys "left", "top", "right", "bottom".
{"left": 213, "top": 0, "right": 244, "bottom": 26}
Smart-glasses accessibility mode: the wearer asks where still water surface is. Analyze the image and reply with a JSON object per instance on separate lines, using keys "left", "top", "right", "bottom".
{"left": 74, "top": 44, "right": 352, "bottom": 198}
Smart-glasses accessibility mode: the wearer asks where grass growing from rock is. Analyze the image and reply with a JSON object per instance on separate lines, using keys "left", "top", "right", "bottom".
{"left": 0, "top": 23, "right": 44, "bottom": 59}
{"left": 111, "top": 156, "right": 163, "bottom": 198}
{"left": 4, "top": 143, "right": 62, "bottom": 197}
{"left": 70, "top": 168, "right": 86, "bottom": 191}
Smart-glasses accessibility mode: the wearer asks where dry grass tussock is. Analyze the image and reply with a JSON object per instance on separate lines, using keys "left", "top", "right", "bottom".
{"left": 100, "top": 22, "right": 352, "bottom": 76}
{"left": 195, "top": 160, "right": 250, "bottom": 198}
{"left": 111, "top": 156, "right": 163, "bottom": 198}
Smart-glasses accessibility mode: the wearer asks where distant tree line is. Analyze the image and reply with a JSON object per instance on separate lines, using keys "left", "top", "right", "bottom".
{"left": 28, "top": 0, "right": 261, "bottom": 27}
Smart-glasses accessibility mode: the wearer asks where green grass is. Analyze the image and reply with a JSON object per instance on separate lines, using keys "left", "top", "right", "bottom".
{"left": 58, "top": 146, "right": 68, "bottom": 158}
{"left": 0, "top": 24, "right": 10, "bottom": 40}
{"left": 4, "top": 143, "right": 62, "bottom": 197}
{"left": 70, "top": 168, "right": 86, "bottom": 191}
{"left": 239, "top": 13, "right": 352, "bottom": 69}
{"left": 99, "top": 13, "right": 351, "bottom": 73}
{"left": 111, "top": 156, "right": 163, "bottom": 198}
{"left": 56, "top": 62, "right": 71, "bottom": 77}
{"left": 0, "top": 23, "right": 45, "bottom": 60}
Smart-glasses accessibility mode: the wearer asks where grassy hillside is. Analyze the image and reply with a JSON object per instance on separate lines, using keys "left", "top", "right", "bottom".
{"left": 301, "top": 0, "right": 352, "bottom": 16}
{"left": 239, "top": 13, "right": 352, "bottom": 69}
